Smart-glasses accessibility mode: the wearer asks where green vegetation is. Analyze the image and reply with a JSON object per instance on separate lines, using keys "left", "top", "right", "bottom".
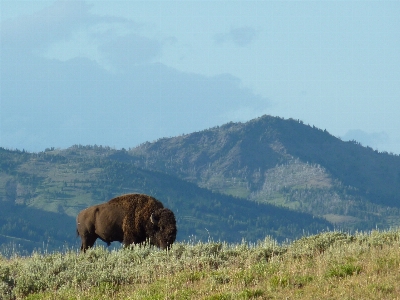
{"left": 129, "top": 115, "right": 400, "bottom": 230}
{"left": 2, "top": 230, "right": 400, "bottom": 299}
{"left": 2, "top": 115, "right": 400, "bottom": 252}
{"left": 0, "top": 145, "right": 332, "bottom": 253}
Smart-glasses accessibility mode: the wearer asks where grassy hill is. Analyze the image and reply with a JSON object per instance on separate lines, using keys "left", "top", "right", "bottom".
{"left": 0, "top": 145, "right": 331, "bottom": 253}
{"left": 1, "top": 115, "right": 400, "bottom": 253}
{"left": 129, "top": 115, "right": 400, "bottom": 230}
{"left": 1, "top": 229, "right": 400, "bottom": 299}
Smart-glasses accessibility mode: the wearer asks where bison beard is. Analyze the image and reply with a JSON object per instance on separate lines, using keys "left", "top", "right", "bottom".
{"left": 76, "top": 194, "right": 177, "bottom": 252}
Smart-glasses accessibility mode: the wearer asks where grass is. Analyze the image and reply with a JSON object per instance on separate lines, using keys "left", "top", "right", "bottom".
{"left": 2, "top": 230, "right": 400, "bottom": 299}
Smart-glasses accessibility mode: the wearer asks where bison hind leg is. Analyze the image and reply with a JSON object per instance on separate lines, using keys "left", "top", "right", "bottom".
{"left": 81, "top": 234, "right": 97, "bottom": 252}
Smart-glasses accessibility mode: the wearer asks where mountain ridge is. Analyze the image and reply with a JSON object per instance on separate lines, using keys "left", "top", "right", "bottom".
{"left": 1, "top": 114, "right": 399, "bottom": 253}
{"left": 128, "top": 115, "right": 400, "bottom": 229}
{"left": 0, "top": 140, "right": 331, "bottom": 253}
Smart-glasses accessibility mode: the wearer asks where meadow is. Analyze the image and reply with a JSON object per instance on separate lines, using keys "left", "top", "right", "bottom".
{"left": 1, "top": 230, "right": 400, "bottom": 299}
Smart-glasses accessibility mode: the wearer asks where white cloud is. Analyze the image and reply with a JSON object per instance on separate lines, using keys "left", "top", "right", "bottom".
{"left": 1, "top": 1, "right": 92, "bottom": 52}
{"left": 1, "top": 1, "right": 142, "bottom": 61}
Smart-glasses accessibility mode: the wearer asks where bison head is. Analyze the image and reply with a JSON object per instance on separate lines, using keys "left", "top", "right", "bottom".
{"left": 148, "top": 208, "right": 177, "bottom": 249}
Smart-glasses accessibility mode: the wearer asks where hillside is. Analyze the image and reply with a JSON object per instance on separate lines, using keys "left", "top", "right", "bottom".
{"left": 1, "top": 114, "right": 400, "bottom": 253}
{"left": 2, "top": 230, "right": 400, "bottom": 299}
{"left": 129, "top": 115, "right": 400, "bottom": 230}
{"left": 0, "top": 146, "right": 330, "bottom": 253}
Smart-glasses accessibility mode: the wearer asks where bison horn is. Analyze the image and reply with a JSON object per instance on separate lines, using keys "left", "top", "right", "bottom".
{"left": 150, "top": 213, "right": 158, "bottom": 225}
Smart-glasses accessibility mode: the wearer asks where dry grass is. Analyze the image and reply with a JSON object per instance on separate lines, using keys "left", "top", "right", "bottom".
{"left": 2, "top": 230, "right": 400, "bottom": 299}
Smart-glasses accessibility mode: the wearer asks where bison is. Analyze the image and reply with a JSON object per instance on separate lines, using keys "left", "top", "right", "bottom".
{"left": 76, "top": 193, "right": 177, "bottom": 252}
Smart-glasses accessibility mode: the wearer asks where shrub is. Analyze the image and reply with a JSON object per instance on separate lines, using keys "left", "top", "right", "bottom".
{"left": 1, "top": 229, "right": 400, "bottom": 299}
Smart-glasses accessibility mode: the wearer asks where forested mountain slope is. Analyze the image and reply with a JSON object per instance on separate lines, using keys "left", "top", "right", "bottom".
{"left": 129, "top": 115, "right": 400, "bottom": 230}
{"left": 0, "top": 145, "right": 330, "bottom": 253}
{"left": 2, "top": 114, "right": 399, "bottom": 253}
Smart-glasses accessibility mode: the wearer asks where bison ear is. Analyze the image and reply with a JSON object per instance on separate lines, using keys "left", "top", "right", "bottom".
{"left": 150, "top": 213, "right": 159, "bottom": 225}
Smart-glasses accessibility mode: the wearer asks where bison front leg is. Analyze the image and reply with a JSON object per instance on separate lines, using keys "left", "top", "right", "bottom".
{"left": 121, "top": 217, "right": 143, "bottom": 247}
{"left": 122, "top": 231, "right": 146, "bottom": 247}
{"left": 122, "top": 235, "right": 139, "bottom": 247}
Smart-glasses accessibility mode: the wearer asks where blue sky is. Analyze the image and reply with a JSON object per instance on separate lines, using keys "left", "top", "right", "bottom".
{"left": 1, "top": 1, "right": 400, "bottom": 154}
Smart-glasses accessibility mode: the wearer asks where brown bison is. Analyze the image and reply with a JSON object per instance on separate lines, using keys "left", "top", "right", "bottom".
{"left": 76, "top": 193, "right": 177, "bottom": 252}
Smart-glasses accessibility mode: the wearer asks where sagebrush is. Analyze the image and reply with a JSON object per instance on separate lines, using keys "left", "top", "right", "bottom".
{"left": 2, "top": 230, "right": 400, "bottom": 299}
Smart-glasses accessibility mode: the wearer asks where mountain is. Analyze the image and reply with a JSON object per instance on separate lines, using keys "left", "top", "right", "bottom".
{"left": 128, "top": 115, "right": 400, "bottom": 230}
{"left": 0, "top": 144, "right": 330, "bottom": 253}
{"left": 1, "top": 114, "right": 399, "bottom": 253}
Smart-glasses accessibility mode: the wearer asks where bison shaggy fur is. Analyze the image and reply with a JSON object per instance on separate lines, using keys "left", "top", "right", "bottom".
{"left": 76, "top": 193, "right": 177, "bottom": 251}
